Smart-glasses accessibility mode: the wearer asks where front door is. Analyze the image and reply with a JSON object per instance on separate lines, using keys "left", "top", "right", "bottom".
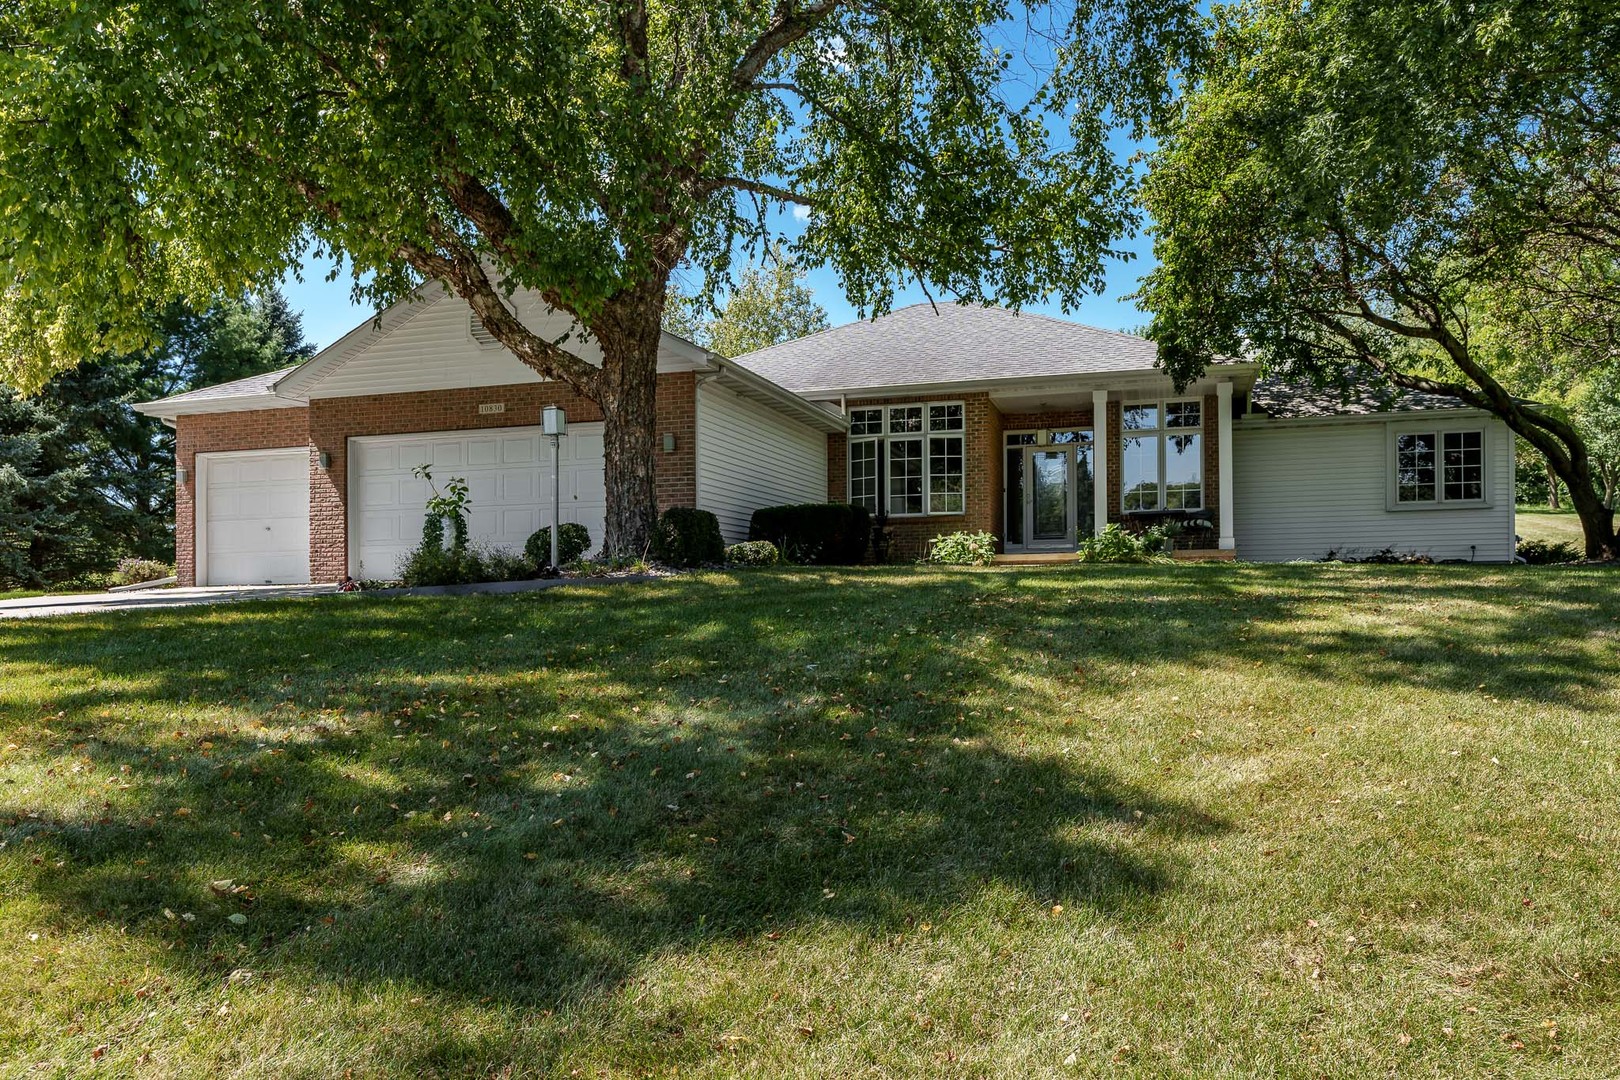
{"left": 1004, "top": 432, "right": 1095, "bottom": 553}
{"left": 1026, "top": 447, "right": 1075, "bottom": 549}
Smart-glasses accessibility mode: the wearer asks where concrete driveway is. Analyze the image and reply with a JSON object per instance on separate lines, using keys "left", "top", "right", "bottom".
{"left": 0, "top": 583, "right": 336, "bottom": 620}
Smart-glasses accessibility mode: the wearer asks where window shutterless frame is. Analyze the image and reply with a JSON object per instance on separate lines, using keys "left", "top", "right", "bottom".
{"left": 1120, "top": 399, "right": 1203, "bottom": 512}
{"left": 847, "top": 402, "right": 966, "bottom": 517}
{"left": 1386, "top": 422, "right": 1491, "bottom": 509}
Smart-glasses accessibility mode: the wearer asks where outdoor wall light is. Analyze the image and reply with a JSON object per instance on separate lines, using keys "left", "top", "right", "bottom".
{"left": 176, "top": 466, "right": 189, "bottom": 485}
{"left": 318, "top": 450, "right": 332, "bottom": 469}
{"left": 662, "top": 432, "right": 676, "bottom": 453}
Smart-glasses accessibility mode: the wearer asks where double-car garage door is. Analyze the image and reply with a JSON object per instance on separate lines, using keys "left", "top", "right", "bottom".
{"left": 349, "top": 424, "right": 607, "bottom": 580}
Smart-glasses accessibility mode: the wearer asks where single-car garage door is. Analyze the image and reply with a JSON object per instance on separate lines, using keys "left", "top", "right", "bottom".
{"left": 197, "top": 448, "right": 311, "bottom": 586}
{"left": 349, "top": 424, "right": 607, "bottom": 579}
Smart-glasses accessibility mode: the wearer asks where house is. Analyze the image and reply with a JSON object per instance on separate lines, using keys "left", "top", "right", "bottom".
{"left": 135, "top": 289, "right": 1516, "bottom": 585}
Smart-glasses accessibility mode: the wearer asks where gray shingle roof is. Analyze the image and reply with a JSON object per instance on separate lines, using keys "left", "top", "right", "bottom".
{"left": 1250, "top": 376, "right": 1470, "bottom": 419}
{"left": 135, "top": 366, "right": 296, "bottom": 412}
{"left": 730, "top": 303, "right": 1160, "bottom": 393}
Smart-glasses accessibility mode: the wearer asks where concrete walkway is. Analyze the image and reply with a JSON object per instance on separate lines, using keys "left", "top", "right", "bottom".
{"left": 0, "top": 583, "right": 337, "bottom": 620}
{"left": 0, "top": 573, "right": 670, "bottom": 620}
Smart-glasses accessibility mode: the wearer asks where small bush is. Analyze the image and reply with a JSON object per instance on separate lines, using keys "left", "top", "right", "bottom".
{"left": 1077, "top": 523, "right": 1173, "bottom": 564}
{"left": 399, "top": 540, "right": 534, "bottom": 586}
{"left": 1320, "top": 547, "right": 1435, "bottom": 565}
{"left": 926, "top": 531, "right": 997, "bottom": 566}
{"left": 398, "top": 539, "right": 474, "bottom": 586}
{"left": 474, "top": 542, "right": 535, "bottom": 582}
{"left": 110, "top": 558, "right": 173, "bottom": 586}
{"left": 525, "top": 522, "right": 592, "bottom": 568}
{"left": 1517, "top": 537, "right": 1583, "bottom": 564}
{"left": 748, "top": 503, "right": 871, "bottom": 564}
{"left": 725, "top": 540, "right": 780, "bottom": 566}
{"left": 653, "top": 507, "right": 725, "bottom": 567}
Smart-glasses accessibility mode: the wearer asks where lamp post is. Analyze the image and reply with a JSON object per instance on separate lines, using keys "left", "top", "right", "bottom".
{"left": 541, "top": 405, "right": 567, "bottom": 573}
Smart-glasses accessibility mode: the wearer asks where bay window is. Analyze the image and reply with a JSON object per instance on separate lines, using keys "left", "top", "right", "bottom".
{"left": 1122, "top": 400, "right": 1203, "bottom": 511}
{"left": 848, "top": 402, "right": 966, "bottom": 516}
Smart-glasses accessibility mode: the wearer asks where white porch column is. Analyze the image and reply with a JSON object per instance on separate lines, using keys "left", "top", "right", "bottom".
{"left": 1217, "top": 380, "right": 1235, "bottom": 550}
{"left": 1091, "top": 388, "right": 1110, "bottom": 536}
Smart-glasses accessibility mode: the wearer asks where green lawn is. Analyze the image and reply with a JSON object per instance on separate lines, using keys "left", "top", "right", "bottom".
{"left": 3, "top": 565, "right": 1619, "bottom": 1077}
{"left": 1516, "top": 505, "right": 1587, "bottom": 546}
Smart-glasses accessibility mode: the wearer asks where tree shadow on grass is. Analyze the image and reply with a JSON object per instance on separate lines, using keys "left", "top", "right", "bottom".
{"left": 2, "top": 562, "right": 1614, "bottom": 1051}
{"left": 1, "top": 572, "right": 1224, "bottom": 1026}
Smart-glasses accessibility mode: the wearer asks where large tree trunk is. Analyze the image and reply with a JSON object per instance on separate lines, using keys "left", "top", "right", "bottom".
{"left": 1566, "top": 480, "right": 1619, "bottom": 561}
{"left": 592, "top": 290, "right": 666, "bottom": 559}
{"left": 1546, "top": 462, "right": 1561, "bottom": 509}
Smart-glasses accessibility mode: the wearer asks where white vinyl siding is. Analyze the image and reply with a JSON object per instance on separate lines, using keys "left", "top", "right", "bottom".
{"left": 695, "top": 381, "right": 829, "bottom": 543}
{"left": 1233, "top": 416, "right": 1515, "bottom": 562}
{"left": 302, "top": 288, "right": 697, "bottom": 399}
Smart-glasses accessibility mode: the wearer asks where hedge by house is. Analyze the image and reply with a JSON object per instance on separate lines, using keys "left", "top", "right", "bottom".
{"left": 748, "top": 503, "right": 871, "bottom": 564}
{"left": 652, "top": 507, "right": 725, "bottom": 567}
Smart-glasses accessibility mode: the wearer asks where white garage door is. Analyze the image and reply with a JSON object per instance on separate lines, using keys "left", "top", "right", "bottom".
{"left": 198, "top": 449, "right": 311, "bottom": 586}
{"left": 349, "top": 424, "right": 606, "bottom": 579}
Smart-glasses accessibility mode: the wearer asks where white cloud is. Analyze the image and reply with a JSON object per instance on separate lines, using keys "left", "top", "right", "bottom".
{"left": 792, "top": 205, "right": 812, "bottom": 222}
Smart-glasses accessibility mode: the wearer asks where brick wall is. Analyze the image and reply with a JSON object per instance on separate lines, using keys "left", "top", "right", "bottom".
{"left": 173, "top": 408, "right": 311, "bottom": 586}
{"left": 174, "top": 374, "right": 697, "bottom": 585}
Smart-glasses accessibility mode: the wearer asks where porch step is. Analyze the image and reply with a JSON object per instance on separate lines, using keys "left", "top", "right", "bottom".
{"left": 1172, "top": 548, "right": 1237, "bottom": 561}
{"left": 993, "top": 552, "right": 1079, "bottom": 565}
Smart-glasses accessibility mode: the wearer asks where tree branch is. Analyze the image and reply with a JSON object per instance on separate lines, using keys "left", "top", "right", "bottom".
{"left": 729, "top": 0, "right": 842, "bottom": 92}
{"left": 697, "top": 175, "right": 813, "bottom": 206}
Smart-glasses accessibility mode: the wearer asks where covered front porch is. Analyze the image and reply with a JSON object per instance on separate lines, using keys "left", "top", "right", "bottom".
{"left": 990, "top": 373, "right": 1242, "bottom": 557}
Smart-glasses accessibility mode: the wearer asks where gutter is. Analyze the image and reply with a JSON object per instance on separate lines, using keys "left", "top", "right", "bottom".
{"left": 700, "top": 353, "right": 848, "bottom": 433}
{"left": 785, "top": 363, "right": 1264, "bottom": 403}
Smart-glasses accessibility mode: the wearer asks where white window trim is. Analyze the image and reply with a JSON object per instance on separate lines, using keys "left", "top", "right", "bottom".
{"left": 847, "top": 401, "right": 967, "bottom": 518}
{"left": 1120, "top": 398, "right": 1204, "bottom": 513}
{"left": 1385, "top": 421, "right": 1492, "bottom": 511}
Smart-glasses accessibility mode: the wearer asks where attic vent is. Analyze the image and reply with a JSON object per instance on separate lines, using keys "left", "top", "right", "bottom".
{"left": 469, "top": 315, "right": 501, "bottom": 349}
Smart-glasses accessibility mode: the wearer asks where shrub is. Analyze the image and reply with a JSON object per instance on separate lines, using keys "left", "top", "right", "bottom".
{"left": 525, "top": 522, "right": 592, "bottom": 568}
{"left": 111, "top": 557, "right": 173, "bottom": 585}
{"left": 748, "top": 503, "right": 871, "bottom": 564}
{"left": 1077, "top": 523, "right": 1173, "bottom": 564}
{"left": 474, "top": 542, "right": 535, "bottom": 582}
{"left": 1517, "top": 537, "right": 1583, "bottom": 564}
{"left": 652, "top": 507, "right": 725, "bottom": 567}
{"left": 925, "top": 530, "right": 997, "bottom": 566}
{"left": 398, "top": 538, "right": 473, "bottom": 586}
{"left": 725, "top": 540, "right": 781, "bottom": 566}
{"left": 1320, "top": 547, "right": 1434, "bottom": 565}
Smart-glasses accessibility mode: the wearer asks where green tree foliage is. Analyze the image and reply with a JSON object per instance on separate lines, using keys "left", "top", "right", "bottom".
{"left": 0, "top": 0, "right": 1196, "bottom": 555}
{"left": 666, "top": 251, "right": 830, "bottom": 357}
{"left": 1138, "top": 0, "right": 1620, "bottom": 558}
{"left": 0, "top": 291, "right": 312, "bottom": 587}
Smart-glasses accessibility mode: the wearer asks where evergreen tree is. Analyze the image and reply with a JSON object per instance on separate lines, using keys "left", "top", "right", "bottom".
{"left": 0, "top": 290, "right": 313, "bottom": 587}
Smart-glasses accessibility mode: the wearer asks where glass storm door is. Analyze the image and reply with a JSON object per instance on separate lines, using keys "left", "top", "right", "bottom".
{"left": 1025, "top": 447, "right": 1076, "bottom": 549}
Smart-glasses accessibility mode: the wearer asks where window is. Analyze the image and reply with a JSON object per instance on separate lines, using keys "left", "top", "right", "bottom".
{"left": 888, "top": 438, "right": 924, "bottom": 514}
{"left": 848, "top": 402, "right": 967, "bottom": 516}
{"left": 849, "top": 440, "right": 879, "bottom": 512}
{"left": 1121, "top": 399, "right": 1202, "bottom": 512}
{"left": 1443, "top": 430, "right": 1484, "bottom": 500}
{"left": 1395, "top": 429, "right": 1485, "bottom": 504}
